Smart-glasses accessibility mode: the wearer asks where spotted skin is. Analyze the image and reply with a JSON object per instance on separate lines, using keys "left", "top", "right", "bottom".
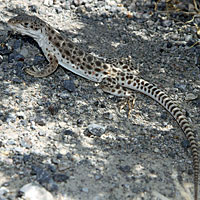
{"left": 8, "top": 14, "right": 199, "bottom": 200}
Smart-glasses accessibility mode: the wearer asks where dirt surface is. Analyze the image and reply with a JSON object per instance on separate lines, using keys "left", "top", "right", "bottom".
{"left": 0, "top": 0, "right": 200, "bottom": 200}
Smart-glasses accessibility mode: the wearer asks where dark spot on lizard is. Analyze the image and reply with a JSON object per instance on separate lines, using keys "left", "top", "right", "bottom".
{"left": 96, "top": 61, "right": 102, "bottom": 67}
{"left": 87, "top": 56, "right": 93, "bottom": 62}
{"left": 78, "top": 50, "right": 84, "bottom": 56}
{"left": 62, "top": 42, "right": 66, "bottom": 47}
{"left": 67, "top": 42, "right": 74, "bottom": 48}
{"left": 86, "top": 65, "right": 92, "bottom": 70}
{"left": 64, "top": 50, "right": 71, "bottom": 56}
{"left": 55, "top": 42, "right": 60, "bottom": 48}
{"left": 95, "top": 68, "right": 101, "bottom": 72}
{"left": 57, "top": 35, "right": 63, "bottom": 40}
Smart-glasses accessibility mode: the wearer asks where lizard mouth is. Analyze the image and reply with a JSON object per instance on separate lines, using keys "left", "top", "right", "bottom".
{"left": 8, "top": 23, "right": 40, "bottom": 39}
{"left": 8, "top": 24, "right": 27, "bottom": 36}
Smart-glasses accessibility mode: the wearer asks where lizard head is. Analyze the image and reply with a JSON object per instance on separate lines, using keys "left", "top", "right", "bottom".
{"left": 8, "top": 13, "right": 46, "bottom": 39}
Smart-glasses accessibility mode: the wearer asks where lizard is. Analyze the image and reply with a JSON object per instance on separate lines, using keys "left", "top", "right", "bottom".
{"left": 8, "top": 13, "right": 199, "bottom": 200}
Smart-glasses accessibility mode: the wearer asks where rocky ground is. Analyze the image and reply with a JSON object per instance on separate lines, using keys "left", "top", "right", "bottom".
{"left": 0, "top": 0, "right": 200, "bottom": 200}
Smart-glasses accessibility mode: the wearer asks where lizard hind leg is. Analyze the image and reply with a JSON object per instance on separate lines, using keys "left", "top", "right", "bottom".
{"left": 100, "top": 77, "right": 136, "bottom": 117}
{"left": 25, "top": 54, "right": 58, "bottom": 77}
{"left": 120, "top": 95, "right": 136, "bottom": 118}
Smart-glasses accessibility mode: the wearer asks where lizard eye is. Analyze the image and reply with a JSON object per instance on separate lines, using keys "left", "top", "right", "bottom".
{"left": 24, "top": 22, "right": 29, "bottom": 27}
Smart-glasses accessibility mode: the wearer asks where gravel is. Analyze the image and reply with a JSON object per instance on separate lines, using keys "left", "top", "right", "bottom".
{"left": 0, "top": 0, "right": 200, "bottom": 200}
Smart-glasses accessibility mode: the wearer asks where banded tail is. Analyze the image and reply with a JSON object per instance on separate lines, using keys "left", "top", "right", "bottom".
{"left": 117, "top": 74, "right": 199, "bottom": 200}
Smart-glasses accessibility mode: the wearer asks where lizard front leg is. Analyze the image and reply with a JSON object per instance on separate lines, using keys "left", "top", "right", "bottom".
{"left": 25, "top": 53, "right": 58, "bottom": 77}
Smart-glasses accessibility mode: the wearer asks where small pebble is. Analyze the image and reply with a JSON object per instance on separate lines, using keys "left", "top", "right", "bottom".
{"left": 119, "top": 165, "right": 131, "bottom": 173}
{"left": 19, "top": 183, "right": 54, "bottom": 200}
{"left": 53, "top": 173, "right": 69, "bottom": 182}
{"left": 0, "top": 187, "right": 9, "bottom": 196}
{"left": 63, "top": 79, "right": 76, "bottom": 92}
{"left": 185, "top": 93, "right": 198, "bottom": 101}
{"left": 82, "top": 187, "right": 89, "bottom": 193}
{"left": 87, "top": 124, "right": 107, "bottom": 136}
{"left": 35, "top": 117, "right": 46, "bottom": 126}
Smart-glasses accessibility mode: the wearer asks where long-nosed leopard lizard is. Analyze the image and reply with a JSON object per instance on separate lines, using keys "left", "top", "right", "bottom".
{"left": 8, "top": 14, "right": 199, "bottom": 200}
